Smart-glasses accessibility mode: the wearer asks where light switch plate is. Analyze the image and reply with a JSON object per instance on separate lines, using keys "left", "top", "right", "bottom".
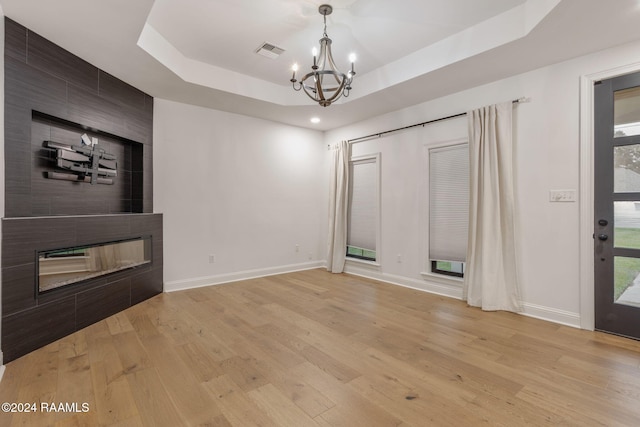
{"left": 549, "top": 189, "right": 577, "bottom": 202}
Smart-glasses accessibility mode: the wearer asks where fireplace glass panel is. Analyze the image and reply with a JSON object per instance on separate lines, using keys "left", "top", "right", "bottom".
{"left": 38, "top": 237, "right": 151, "bottom": 293}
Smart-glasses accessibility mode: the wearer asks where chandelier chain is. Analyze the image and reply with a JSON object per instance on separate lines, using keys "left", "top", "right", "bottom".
{"left": 323, "top": 14, "right": 328, "bottom": 38}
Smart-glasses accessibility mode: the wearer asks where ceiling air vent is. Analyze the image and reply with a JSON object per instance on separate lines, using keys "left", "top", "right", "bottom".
{"left": 255, "top": 42, "right": 285, "bottom": 59}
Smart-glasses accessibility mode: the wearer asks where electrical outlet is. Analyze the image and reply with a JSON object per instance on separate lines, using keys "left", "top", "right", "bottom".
{"left": 295, "top": 244, "right": 300, "bottom": 252}
{"left": 397, "top": 254, "right": 402, "bottom": 263}
{"left": 208, "top": 254, "right": 215, "bottom": 264}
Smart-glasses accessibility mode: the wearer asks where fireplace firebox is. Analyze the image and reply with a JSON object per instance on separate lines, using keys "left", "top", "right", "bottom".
{"left": 37, "top": 237, "right": 152, "bottom": 293}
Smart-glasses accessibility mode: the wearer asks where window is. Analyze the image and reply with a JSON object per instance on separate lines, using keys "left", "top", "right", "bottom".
{"left": 431, "top": 260, "right": 465, "bottom": 278}
{"left": 429, "top": 142, "right": 469, "bottom": 278}
{"left": 347, "top": 154, "right": 380, "bottom": 262}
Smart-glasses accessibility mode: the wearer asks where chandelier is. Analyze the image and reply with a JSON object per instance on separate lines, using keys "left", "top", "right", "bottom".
{"left": 290, "top": 4, "right": 355, "bottom": 107}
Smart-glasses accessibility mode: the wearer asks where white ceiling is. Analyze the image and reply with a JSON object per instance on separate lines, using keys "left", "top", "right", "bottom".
{"left": 145, "top": 0, "right": 527, "bottom": 86}
{"left": 2, "top": 0, "right": 640, "bottom": 130}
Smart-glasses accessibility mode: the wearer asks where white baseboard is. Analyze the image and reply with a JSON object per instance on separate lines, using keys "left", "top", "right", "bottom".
{"left": 520, "top": 302, "right": 581, "bottom": 328}
{"left": 343, "top": 265, "right": 464, "bottom": 300}
{"left": 164, "top": 261, "right": 325, "bottom": 292}
{"left": 0, "top": 365, "right": 5, "bottom": 384}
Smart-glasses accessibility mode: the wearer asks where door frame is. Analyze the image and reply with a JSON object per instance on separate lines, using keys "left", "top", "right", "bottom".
{"left": 579, "top": 61, "right": 640, "bottom": 330}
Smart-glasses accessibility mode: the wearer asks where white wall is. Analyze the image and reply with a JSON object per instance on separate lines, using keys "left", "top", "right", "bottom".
{"left": 325, "top": 39, "right": 640, "bottom": 328}
{"left": 154, "top": 99, "right": 328, "bottom": 291}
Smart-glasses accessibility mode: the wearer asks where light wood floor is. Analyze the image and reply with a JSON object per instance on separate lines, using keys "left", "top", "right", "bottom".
{"left": 1, "top": 269, "right": 640, "bottom": 426}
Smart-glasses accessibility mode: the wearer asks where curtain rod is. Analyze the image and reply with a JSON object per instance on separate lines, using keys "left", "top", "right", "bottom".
{"left": 346, "top": 97, "right": 528, "bottom": 144}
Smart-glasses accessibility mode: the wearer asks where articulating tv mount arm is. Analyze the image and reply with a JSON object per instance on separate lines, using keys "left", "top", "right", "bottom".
{"left": 43, "top": 134, "right": 117, "bottom": 185}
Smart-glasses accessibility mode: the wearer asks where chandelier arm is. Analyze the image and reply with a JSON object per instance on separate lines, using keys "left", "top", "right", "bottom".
{"left": 315, "top": 76, "right": 326, "bottom": 102}
{"left": 317, "top": 38, "right": 330, "bottom": 71}
{"left": 323, "top": 77, "right": 347, "bottom": 104}
{"left": 324, "top": 45, "right": 343, "bottom": 85}
{"left": 301, "top": 71, "right": 346, "bottom": 85}
{"left": 302, "top": 84, "right": 320, "bottom": 102}
{"left": 302, "top": 71, "right": 348, "bottom": 106}
{"left": 300, "top": 72, "right": 321, "bottom": 102}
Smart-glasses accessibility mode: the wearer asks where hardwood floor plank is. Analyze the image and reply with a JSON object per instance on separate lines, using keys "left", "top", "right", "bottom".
{"left": 262, "top": 302, "right": 368, "bottom": 354}
{"left": 255, "top": 285, "right": 360, "bottom": 337}
{"left": 57, "top": 330, "right": 89, "bottom": 360}
{"left": 234, "top": 345, "right": 336, "bottom": 418}
{"left": 101, "top": 414, "right": 146, "bottom": 427}
{"left": 54, "top": 353, "right": 96, "bottom": 423}
{"left": 2, "top": 269, "right": 640, "bottom": 426}
{"left": 90, "top": 358, "right": 139, "bottom": 426}
{"left": 140, "top": 334, "right": 225, "bottom": 425}
{"left": 359, "top": 347, "right": 477, "bottom": 406}
{"left": 126, "top": 311, "right": 162, "bottom": 340}
{"left": 105, "top": 311, "right": 135, "bottom": 335}
{"left": 112, "top": 331, "right": 150, "bottom": 375}
{"left": 174, "top": 340, "right": 225, "bottom": 382}
{"left": 517, "top": 383, "right": 637, "bottom": 427}
{"left": 203, "top": 374, "right": 278, "bottom": 427}
{"left": 285, "top": 277, "right": 331, "bottom": 294}
{"left": 125, "top": 368, "right": 184, "bottom": 426}
{"left": 208, "top": 288, "right": 272, "bottom": 328}
{"left": 219, "top": 355, "right": 271, "bottom": 393}
{"left": 213, "top": 315, "right": 306, "bottom": 370}
{"left": 0, "top": 343, "right": 60, "bottom": 426}
{"left": 316, "top": 393, "right": 403, "bottom": 427}
{"left": 465, "top": 393, "right": 568, "bottom": 426}
{"left": 289, "top": 362, "right": 402, "bottom": 427}
{"left": 300, "top": 345, "right": 361, "bottom": 383}
{"left": 265, "top": 371, "right": 335, "bottom": 418}
{"left": 247, "top": 383, "right": 319, "bottom": 426}
{"left": 348, "top": 372, "right": 483, "bottom": 427}
{"left": 253, "top": 323, "right": 312, "bottom": 354}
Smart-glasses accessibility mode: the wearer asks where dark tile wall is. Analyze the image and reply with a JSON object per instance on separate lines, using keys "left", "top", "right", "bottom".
{"left": 2, "top": 18, "right": 162, "bottom": 362}
{"left": 4, "top": 18, "right": 153, "bottom": 217}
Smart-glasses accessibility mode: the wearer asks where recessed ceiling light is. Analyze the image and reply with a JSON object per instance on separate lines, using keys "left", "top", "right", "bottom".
{"left": 310, "top": 117, "right": 321, "bottom": 124}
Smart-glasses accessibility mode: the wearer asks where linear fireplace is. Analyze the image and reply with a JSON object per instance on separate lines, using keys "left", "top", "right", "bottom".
{"left": 37, "top": 237, "right": 152, "bottom": 293}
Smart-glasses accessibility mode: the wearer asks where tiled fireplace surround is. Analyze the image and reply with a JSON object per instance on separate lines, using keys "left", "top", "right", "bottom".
{"left": 1, "top": 18, "right": 163, "bottom": 362}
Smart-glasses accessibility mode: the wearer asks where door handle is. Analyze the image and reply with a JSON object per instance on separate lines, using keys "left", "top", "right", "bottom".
{"left": 598, "top": 234, "right": 609, "bottom": 241}
{"left": 598, "top": 219, "right": 608, "bottom": 226}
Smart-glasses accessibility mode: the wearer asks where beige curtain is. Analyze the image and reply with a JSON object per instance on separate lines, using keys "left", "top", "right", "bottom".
{"left": 326, "top": 140, "right": 351, "bottom": 273}
{"left": 464, "top": 102, "right": 521, "bottom": 312}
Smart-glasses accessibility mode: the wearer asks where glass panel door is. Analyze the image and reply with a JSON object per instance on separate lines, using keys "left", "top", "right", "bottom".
{"left": 614, "top": 86, "right": 640, "bottom": 138}
{"left": 594, "top": 72, "right": 640, "bottom": 338}
{"left": 614, "top": 257, "right": 640, "bottom": 308}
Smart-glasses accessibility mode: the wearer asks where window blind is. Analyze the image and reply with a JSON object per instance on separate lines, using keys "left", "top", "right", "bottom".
{"left": 348, "top": 159, "right": 377, "bottom": 253}
{"left": 429, "top": 143, "right": 469, "bottom": 262}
